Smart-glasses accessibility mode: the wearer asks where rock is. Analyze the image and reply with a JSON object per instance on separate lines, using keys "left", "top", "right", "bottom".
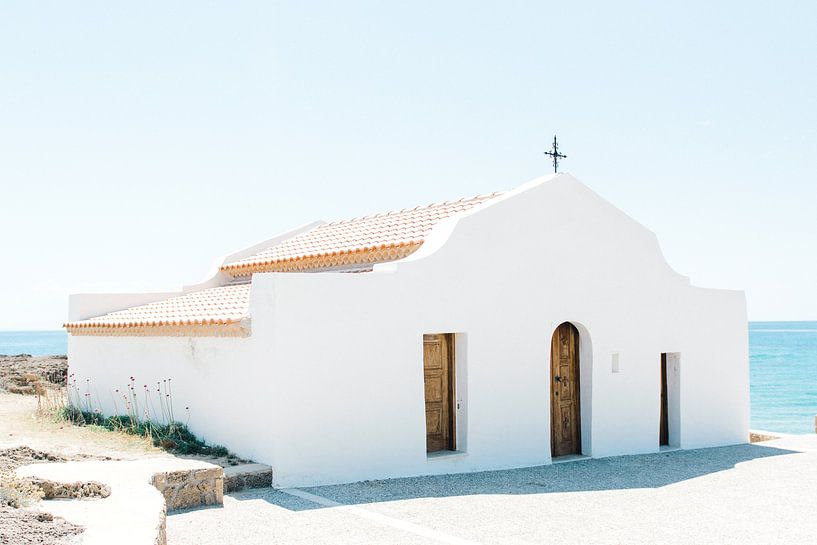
{"left": 151, "top": 466, "right": 224, "bottom": 511}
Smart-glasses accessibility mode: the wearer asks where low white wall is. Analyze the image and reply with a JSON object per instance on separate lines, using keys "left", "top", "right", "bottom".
{"left": 68, "top": 174, "right": 749, "bottom": 487}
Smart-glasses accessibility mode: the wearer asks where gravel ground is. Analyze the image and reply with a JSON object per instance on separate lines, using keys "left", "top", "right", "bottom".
{"left": 0, "top": 506, "right": 82, "bottom": 545}
{"left": 168, "top": 435, "right": 817, "bottom": 545}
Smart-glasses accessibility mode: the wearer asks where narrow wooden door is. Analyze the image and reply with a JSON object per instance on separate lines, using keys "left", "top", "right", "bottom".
{"left": 659, "top": 353, "right": 669, "bottom": 446}
{"left": 423, "top": 334, "right": 455, "bottom": 453}
{"left": 551, "top": 322, "right": 581, "bottom": 457}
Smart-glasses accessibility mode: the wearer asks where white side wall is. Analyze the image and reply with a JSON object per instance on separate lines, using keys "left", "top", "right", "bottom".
{"left": 67, "top": 289, "right": 278, "bottom": 463}
{"left": 68, "top": 174, "right": 748, "bottom": 487}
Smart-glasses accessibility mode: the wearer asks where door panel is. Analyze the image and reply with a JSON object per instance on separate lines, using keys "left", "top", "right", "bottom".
{"left": 660, "top": 353, "right": 669, "bottom": 446}
{"left": 551, "top": 323, "right": 581, "bottom": 457}
{"left": 424, "top": 334, "right": 455, "bottom": 452}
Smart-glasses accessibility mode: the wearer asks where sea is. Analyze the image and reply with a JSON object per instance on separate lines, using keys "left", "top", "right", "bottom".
{"left": 1, "top": 323, "right": 815, "bottom": 434}
{"left": 749, "top": 322, "right": 817, "bottom": 434}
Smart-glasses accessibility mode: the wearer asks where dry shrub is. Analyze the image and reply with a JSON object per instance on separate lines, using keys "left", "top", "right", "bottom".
{"left": 4, "top": 373, "right": 47, "bottom": 396}
{"left": 36, "top": 388, "right": 67, "bottom": 420}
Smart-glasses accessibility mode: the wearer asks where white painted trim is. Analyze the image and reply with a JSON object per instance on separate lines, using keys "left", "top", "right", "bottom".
{"left": 454, "top": 332, "right": 468, "bottom": 454}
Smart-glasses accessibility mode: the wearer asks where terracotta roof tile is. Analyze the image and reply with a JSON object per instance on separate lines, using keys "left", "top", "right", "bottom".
{"left": 64, "top": 284, "right": 251, "bottom": 331}
{"left": 220, "top": 192, "right": 501, "bottom": 275}
{"left": 67, "top": 190, "right": 501, "bottom": 336}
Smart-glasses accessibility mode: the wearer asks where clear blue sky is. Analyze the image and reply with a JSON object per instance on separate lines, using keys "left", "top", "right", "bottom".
{"left": 1, "top": 1, "right": 815, "bottom": 329}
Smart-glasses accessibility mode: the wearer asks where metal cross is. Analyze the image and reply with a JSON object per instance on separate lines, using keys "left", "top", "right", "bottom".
{"left": 544, "top": 135, "right": 566, "bottom": 173}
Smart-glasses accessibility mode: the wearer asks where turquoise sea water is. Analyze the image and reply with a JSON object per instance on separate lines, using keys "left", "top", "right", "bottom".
{"left": 1, "top": 324, "right": 815, "bottom": 433}
{"left": 749, "top": 321, "right": 817, "bottom": 433}
{"left": 0, "top": 330, "right": 68, "bottom": 357}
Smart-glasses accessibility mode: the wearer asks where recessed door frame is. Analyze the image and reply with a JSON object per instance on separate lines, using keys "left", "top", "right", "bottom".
{"left": 660, "top": 352, "right": 681, "bottom": 448}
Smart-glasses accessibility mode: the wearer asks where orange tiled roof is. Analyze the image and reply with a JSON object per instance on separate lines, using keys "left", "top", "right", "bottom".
{"left": 66, "top": 190, "right": 501, "bottom": 336}
{"left": 64, "top": 284, "right": 251, "bottom": 335}
{"left": 220, "top": 192, "right": 502, "bottom": 276}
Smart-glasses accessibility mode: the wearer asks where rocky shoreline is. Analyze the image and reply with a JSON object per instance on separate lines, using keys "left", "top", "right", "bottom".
{"left": 0, "top": 354, "right": 68, "bottom": 395}
{"left": 0, "top": 356, "right": 83, "bottom": 545}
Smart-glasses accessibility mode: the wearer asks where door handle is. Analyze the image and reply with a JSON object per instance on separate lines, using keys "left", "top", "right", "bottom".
{"left": 554, "top": 375, "right": 562, "bottom": 383}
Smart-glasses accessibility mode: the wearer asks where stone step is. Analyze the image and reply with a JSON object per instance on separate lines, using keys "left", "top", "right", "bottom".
{"left": 16, "top": 457, "right": 223, "bottom": 545}
{"left": 223, "top": 462, "right": 272, "bottom": 493}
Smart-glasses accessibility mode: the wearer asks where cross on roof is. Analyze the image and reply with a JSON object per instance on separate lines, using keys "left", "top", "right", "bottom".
{"left": 544, "top": 135, "right": 566, "bottom": 173}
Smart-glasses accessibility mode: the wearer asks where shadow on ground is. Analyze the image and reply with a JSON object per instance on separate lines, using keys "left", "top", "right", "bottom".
{"left": 229, "top": 443, "right": 799, "bottom": 512}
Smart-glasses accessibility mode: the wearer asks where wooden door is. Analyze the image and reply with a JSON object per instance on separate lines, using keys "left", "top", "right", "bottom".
{"left": 551, "top": 322, "right": 581, "bottom": 457}
{"left": 659, "top": 353, "right": 669, "bottom": 446}
{"left": 424, "top": 334, "right": 455, "bottom": 453}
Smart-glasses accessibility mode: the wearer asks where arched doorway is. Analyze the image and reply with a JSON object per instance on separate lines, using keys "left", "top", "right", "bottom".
{"left": 551, "top": 322, "right": 581, "bottom": 457}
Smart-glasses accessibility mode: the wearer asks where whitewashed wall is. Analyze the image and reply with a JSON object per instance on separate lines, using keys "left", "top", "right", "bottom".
{"left": 68, "top": 174, "right": 749, "bottom": 487}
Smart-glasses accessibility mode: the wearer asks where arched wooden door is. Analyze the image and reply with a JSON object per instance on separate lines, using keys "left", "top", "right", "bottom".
{"left": 551, "top": 322, "right": 581, "bottom": 457}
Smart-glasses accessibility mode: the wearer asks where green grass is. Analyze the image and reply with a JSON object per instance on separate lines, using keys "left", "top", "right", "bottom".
{"left": 61, "top": 407, "right": 228, "bottom": 456}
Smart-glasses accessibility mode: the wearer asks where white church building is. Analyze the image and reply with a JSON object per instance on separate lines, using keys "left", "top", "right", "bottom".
{"left": 65, "top": 173, "right": 749, "bottom": 487}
